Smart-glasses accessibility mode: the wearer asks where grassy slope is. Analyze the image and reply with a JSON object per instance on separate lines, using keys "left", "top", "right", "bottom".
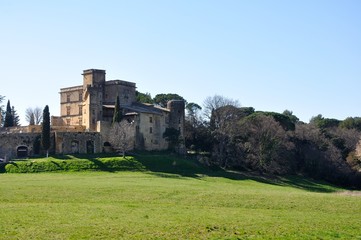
{"left": 0, "top": 154, "right": 360, "bottom": 239}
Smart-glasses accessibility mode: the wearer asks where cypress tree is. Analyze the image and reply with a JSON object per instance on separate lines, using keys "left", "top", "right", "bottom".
{"left": 11, "top": 106, "right": 20, "bottom": 126}
{"left": 4, "top": 100, "right": 14, "bottom": 127}
{"left": 41, "top": 105, "right": 51, "bottom": 157}
{"left": 112, "top": 95, "right": 122, "bottom": 123}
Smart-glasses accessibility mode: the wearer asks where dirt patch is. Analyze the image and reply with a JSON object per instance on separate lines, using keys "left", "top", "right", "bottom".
{"left": 336, "top": 191, "right": 361, "bottom": 197}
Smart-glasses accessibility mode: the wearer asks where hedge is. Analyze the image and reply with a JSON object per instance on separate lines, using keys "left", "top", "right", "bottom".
{"left": 4, "top": 157, "right": 145, "bottom": 173}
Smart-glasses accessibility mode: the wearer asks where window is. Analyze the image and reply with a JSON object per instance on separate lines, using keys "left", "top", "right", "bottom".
{"left": 149, "top": 117, "right": 153, "bottom": 123}
{"left": 67, "top": 94, "right": 70, "bottom": 102}
{"left": 67, "top": 106, "right": 71, "bottom": 116}
{"left": 79, "top": 92, "right": 83, "bottom": 101}
{"left": 149, "top": 127, "right": 153, "bottom": 134}
{"left": 79, "top": 106, "right": 82, "bottom": 115}
{"left": 178, "top": 118, "right": 181, "bottom": 124}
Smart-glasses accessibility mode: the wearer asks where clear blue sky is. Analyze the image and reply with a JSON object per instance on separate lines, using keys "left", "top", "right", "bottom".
{"left": 1, "top": 0, "right": 360, "bottom": 125}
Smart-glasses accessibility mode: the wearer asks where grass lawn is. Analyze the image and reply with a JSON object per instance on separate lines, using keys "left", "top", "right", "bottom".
{"left": 0, "top": 154, "right": 360, "bottom": 239}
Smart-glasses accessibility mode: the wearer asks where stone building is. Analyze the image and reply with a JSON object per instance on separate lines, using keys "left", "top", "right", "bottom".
{"left": 0, "top": 69, "right": 185, "bottom": 159}
{"left": 52, "top": 69, "right": 185, "bottom": 153}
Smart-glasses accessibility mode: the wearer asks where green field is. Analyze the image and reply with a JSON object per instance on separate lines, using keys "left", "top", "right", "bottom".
{"left": 0, "top": 155, "right": 360, "bottom": 239}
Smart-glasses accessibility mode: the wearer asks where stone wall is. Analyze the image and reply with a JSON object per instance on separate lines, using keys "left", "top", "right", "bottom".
{"left": 0, "top": 132, "right": 54, "bottom": 159}
{"left": 54, "top": 132, "right": 102, "bottom": 154}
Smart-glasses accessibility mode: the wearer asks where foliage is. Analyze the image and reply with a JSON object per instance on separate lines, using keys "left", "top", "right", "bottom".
{"left": 184, "top": 120, "right": 212, "bottom": 152}
{"left": 33, "top": 135, "right": 41, "bottom": 155}
{"left": 11, "top": 106, "right": 20, "bottom": 126}
{"left": 163, "top": 127, "right": 181, "bottom": 151}
{"left": 340, "top": 117, "right": 361, "bottom": 131}
{"left": 153, "top": 93, "right": 186, "bottom": 108}
{"left": 3, "top": 100, "right": 14, "bottom": 127}
{"left": 0, "top": 171, "right": 360, "bottom": 239}
{"left": 198, "top": 103, "right": 361, "bottom": 187}
{"left": 4, "top": 156, "right": 144, "bottom": 173}
{"left": 237, "top": 114, "right": 295, "bottom": 174}
{"left": 112, "top": 95, "right": 122, "bottom": 123}
{"left": 283, "top": 109, "right": 299, "bottom": 124}
{"left": 136, "top": 91, "right": 153, "bottom": 104}
{"left": 310, "top": 114, "right": 340, "bottom": 129}
{"left": 41, "top": 105, "right": 51, "bottom": 156}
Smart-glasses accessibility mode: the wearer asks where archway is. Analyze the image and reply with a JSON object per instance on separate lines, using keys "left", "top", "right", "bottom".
{"left": 17, "top": 146, "right": 28, "bottom": 158}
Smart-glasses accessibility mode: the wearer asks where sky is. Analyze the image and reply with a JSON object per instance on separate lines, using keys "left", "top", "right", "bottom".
{"left": 1, "top": 0, "right": 360, "bottom": 125}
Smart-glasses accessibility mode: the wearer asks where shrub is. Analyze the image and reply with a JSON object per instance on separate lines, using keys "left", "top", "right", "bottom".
{"left": 4, "top": 156, "right": 145, "bottom": 173}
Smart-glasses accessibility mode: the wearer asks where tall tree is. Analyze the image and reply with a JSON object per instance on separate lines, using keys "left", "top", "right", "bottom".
{"left": 4, "top": 100, "right": 14, "bottom": 127}
{"left": 11, "top": 106, "right": 20, "bottom": 126}
{"left": 112, "top": 95, "right": 122, "bottom": 123}
{"left": 136, "top": 91, "right": 153, "bottom": 104}
{"left": 153, "top": 93, "right": 186, "bottom": 108}
{"left": 41, "top": 105, "right": 51, "bottom": 157}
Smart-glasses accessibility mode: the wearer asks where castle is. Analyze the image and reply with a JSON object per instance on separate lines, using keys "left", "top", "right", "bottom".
{"left": 0, "top": 69, "right": 185, "bottom": 159}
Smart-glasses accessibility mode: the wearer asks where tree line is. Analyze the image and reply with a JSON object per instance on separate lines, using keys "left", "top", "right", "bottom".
{"left": 138, "top": 92, "right": 361, "bottom": 188}
{"left": 0, "top": 95, "right": 43, "bottom": 127}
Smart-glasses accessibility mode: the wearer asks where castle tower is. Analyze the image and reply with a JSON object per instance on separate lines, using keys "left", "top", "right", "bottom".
{"left": 167, "top": 100, "right": 185, "bottom": 138}
{"left": 82, "top": 69, "right": 106, "bottom": 131}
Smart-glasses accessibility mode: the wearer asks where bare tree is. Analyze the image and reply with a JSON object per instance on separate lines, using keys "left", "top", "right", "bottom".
{"left": 109, "top": 120, "right": 135, "bottom": 157}
{"left": 25, "top": 107, "right": 43, "bottom": 125}
{"left": 203, "top": 95, "right": 240, "bottom": 121}
{"left": 34, "top": 107, "right": 43, "bottom": 124}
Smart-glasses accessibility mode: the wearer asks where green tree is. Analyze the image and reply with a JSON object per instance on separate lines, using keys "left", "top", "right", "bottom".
{"left": 136, "top": 91, "right": 153, "bottom": 104}
{"left": 310, "top": 114, "right": 340, "bottom": 129}
{"left": 41, "top": 105, "right": 51, "bottom": 157}
{"left": 163, "top": 127, "right": 181, "bottom": 151}
{"left": 4, "top": 100, "right": 14, "bottom": 127}
{"left": 153, "top": 93, "right": 186, "bottom": 108}
{"left": 283, "top": 109, "right": 299, "bottom": 124}
{"left": 11, "top": 106, "right": 20, "bottom": 126}
{"left": 340, "top": 117, "right": 361, "bottom": 131}
{"left": 112, "top": 95, "right": 122, "bottom": 123}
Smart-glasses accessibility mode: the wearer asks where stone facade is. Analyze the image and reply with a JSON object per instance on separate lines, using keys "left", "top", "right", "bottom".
{"left": 53, "top": 69, "right": 185, "bottom": 153}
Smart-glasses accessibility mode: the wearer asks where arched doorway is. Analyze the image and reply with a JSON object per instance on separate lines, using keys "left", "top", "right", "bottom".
{"left": 17, "top": 146, "right": 28, "bottom": 158}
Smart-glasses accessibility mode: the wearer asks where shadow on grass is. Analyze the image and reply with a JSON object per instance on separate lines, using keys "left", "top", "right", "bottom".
{"left": 4, "top": 152, "right": 340, "bottom": 192}
{"left": 133, "top": 152, "right": 339, "bottom": 193}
